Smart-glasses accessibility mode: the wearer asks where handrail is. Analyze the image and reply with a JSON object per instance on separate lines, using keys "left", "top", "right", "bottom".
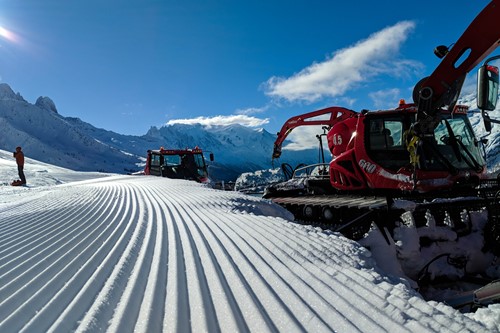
{"left": 292, "top": 163, "right": 330, "bottom": 179}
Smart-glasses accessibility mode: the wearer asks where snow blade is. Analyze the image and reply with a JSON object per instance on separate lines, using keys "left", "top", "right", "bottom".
{"left": 475, "top": 280, "right": 500, "bottom": 304}
{"left": 445, "top": 280, "right": 500, "bottom": 309}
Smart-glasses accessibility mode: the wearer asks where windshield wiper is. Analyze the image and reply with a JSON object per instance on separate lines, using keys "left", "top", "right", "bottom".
{"left": 455, "top": 138, "right": 484, "bottom": 172}
{"left": 422, "top": 137, "right": 458, "bottom": 175}
{"left": 444, "top": 119, "right": 462, "bottom": 162}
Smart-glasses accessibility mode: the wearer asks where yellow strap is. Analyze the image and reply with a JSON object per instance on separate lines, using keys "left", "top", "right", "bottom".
{"left": 403, "top": 129, "right": 421, "bottom": 170}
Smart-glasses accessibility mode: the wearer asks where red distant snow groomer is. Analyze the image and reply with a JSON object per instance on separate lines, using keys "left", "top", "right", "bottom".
{"left": 144, "top": 147, "right": 213, "bottom": 183}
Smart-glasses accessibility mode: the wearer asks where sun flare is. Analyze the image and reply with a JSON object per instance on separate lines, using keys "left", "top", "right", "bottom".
{"left": 0, "top": 25, "right": 17, "bottom": 43}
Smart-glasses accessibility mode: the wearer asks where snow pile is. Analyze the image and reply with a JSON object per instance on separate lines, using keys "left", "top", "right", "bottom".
{"left": 1, "top": 150, "right": 500, "bottom": 332}
{"left": 234, "top": 167, "right": 284, "bottom": 193}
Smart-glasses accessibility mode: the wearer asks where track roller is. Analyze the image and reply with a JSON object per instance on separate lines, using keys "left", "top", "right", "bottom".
{"left": 302, "top": 205, "right": 316, "bottom": 220}
{"left": 322, "top": 206, "right": 335, "bottom": 222}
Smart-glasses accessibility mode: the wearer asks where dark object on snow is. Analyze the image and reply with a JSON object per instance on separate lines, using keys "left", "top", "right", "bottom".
{"left": 11, "top": 179, "right": 24, "bottom": 186}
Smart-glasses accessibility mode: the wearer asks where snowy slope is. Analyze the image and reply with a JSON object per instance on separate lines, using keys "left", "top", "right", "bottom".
{"left": 1, "top": 150, "right": 500, "bottom": 332}
{"left": 0, "top": 150, "right": 112, "bottom": 187}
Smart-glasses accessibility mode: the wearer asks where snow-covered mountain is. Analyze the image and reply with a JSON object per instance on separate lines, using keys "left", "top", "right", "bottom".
{"left": 0, "top": 83, "right": 316, "bottom": 181}
{"left": 0, "top": 84, "right": 141, "bottom": 174}
{"left": 1, "top": 83, "right": 499, "bottom": 182}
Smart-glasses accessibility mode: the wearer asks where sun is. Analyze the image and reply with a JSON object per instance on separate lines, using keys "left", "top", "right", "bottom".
{"left": 0, "top": 25, "right": 17, "bottom": 43}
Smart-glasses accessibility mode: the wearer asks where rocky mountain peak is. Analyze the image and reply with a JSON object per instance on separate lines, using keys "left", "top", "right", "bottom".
{"left": 0, "top": 83, "right": 26, "bottom": 102}
{"left": 35, "top": 96, "right": 58, "bottom": 113}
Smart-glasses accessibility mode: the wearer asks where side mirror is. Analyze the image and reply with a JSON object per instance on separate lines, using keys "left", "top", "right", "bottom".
{"left": 477, "top": 64, "right": 499, "bottom": 111}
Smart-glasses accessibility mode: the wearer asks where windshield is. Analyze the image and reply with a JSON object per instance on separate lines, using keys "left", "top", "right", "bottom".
{"left": 365, "top": 113, "right": 485, "bottom": 173}
{"left": 157, "top": 152, "right": 208, "bottom": 180}
{"left": 192, "top": 153, "right": 208, "bottom": 178}
{"left": 424, "top": 114, "right": 485, "bottom": 171}
{"left": 164, "top": 155, "right": 181, "bottom": 166}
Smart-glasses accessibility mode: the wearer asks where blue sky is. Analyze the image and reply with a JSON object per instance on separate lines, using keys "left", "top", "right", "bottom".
{"left": 0, "top": 0, "right": 494, "bottom": 137}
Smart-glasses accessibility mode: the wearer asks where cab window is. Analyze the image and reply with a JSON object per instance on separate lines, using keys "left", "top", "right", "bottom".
{"left": 151, "top": 154, "right": 161, "bottom": 166}
{"left": 366, "top": 117, "right": 408, "bottom": 171}
{"left": 368, "top": 119, "right": 403, "bottom": 150}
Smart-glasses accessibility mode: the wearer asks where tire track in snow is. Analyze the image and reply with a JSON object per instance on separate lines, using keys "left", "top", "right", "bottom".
{"left": 0, "top": 185, "right": 110, "bottom": 278}
{"left": 0, "top": 176, "right": 492, "bottom": 333}
{"left": 161, "top": 190, "right": 246, "bottom": 333}
{"left": 202, "top": 206, "right": 349, "bottom": 332}
{"left": 0, "top": 185, "right": 113, "bottom": 305}
{"left": 46, "top": 182, "right": 145, "bottom": 332}
{"left": 0, "top": 185, "right": 99, "bottom": 252}
{"left": 238, "top": 214, "right": 404, "bottom": 332}
{"left": 225, "top": 213, "right": 377, "bottom": 332}
{"left": 236, "top": 215, "right": 394, "bottom": 326}
{"left": 172, "top": 201, "right": 220, "bottom": 332}
{"left": 223, "top": 208, "right": 450, "bottom": 333}
{"left": 158, "top": 183, "right": 487, "bottom": 333}
{"left": 0, "top": 183, "right": 135, "bottom": 331}
{"left": 194, "top": 188, "right": 360, "bottom": 331}
{"left": 130, "top": 183, "right": 169, "bottom": 333}
{"left": 106, "top": 182, "right": 161, "bottom": 333}
{"left": 179, "top": 202, "right": 297, "bottom": 332}
{"left": 162, "top": 183, "right": 332, "bottom": 332}
{"left": 161, "top": 182, "right": 282, "bottom": 332}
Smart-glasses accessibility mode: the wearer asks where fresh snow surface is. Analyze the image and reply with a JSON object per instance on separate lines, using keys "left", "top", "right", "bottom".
{"left": 1, "top": 149, "right": 500, "bottom": 332}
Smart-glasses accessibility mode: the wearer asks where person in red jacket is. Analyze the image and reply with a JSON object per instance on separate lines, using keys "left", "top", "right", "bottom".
{"left": 13, "top": 146, "right": 26, "bottom": 184}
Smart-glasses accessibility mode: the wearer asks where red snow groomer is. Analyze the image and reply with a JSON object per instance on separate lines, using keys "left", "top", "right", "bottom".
{"left": 144, "top": 147, "right": 213, "bottom": 183}
{"left": 266, "top": 0, "right": 500, "bottom": 237}
{"left": 265, "top": 0, "right": 500, "bottom": 308}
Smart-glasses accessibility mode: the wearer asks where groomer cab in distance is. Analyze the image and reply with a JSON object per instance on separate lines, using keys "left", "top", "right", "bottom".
{"left": 144, "top": 147, "right": 214, "bottom": 183}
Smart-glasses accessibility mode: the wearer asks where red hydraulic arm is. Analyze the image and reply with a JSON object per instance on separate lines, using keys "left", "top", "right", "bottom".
{"left": 415, "top": 0, "right": 500, "bottom": 122}
{"left": 272, "top": 106, "right": 356, "bottom": 159}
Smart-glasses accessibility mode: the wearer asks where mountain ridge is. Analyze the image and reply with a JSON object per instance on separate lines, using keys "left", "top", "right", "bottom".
{"left": 0, "top": 83, "right": 315, "bottom": 180}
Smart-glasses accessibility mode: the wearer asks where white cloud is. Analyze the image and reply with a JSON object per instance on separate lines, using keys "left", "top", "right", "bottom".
{"left": 282, "top": 126, "right": 331, "bottom": 151}
{"left": 264, "top": 21, "right": 421, "bottom": 103}
{"left": 166, "top": 114, "right": 269, "bottom": 128}
{"left": 369, "top": 88, "right": 402, "bottom": 109}
{"left": 235, "top": 105, "right": 269, "bottom": 115}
